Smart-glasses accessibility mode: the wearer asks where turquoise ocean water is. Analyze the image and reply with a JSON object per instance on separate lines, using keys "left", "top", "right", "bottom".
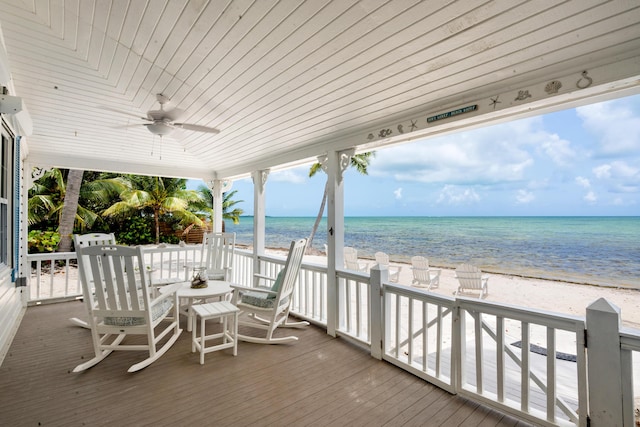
{"left": 224, "top": 216, "right": 640, "bottom": 289}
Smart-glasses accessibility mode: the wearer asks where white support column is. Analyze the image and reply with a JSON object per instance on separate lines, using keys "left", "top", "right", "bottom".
{"left": 586, "top": 298, "right": 623, "bottom": 426}
{"left": 326, "top": 149, "right": 353, "bottom": 337}
{"left": 369, "top": 264, "right": 387, "bottom": 360}
{"left": 251, "top": 170, "right": 268, "bottom": 286}
{"left": 205, "top": 179, "right": 232, "bottom": 232}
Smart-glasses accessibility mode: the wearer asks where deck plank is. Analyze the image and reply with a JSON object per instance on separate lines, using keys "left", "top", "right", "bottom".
{"left": 0, "top": 301, "right": 531, "bottom": 426}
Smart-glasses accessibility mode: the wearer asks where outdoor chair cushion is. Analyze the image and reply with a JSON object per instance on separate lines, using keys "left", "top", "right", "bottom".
{"left": 240, "top": 290, "right": 290, "bottom": 309}
{"left": 269, "top": 270, "right": 285, "bottom": 298}
{"left": 104, "top": 298, "right": 174, "bottom": 327}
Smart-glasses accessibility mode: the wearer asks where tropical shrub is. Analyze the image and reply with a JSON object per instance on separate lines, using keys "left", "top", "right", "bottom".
{"left": 28, "top": 230, "right": 60, "bottom": 253}
{"left": 116, "top": 216, "right": 154, "bottom": 245}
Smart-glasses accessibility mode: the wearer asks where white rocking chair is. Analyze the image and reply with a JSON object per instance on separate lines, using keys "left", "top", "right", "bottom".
{"left": 454, "top": 263, "right": 489, "bottom": 299}
{"left": 73, "top": 244, "right": 182, "bottom": 372}
{"left": 70, "top": 233, "right": 117, "bottom": 328}
{"left": 231, "top": 238, "right": 308, "bottom": 344}
{"left": 410, "top": 256, "right": 441, "bottom": 290}
{"left": 374, "top": 251, "right": 402, "bottom": 282}
{"left": 200, "top": 232, "right": 236, "bottom": 281}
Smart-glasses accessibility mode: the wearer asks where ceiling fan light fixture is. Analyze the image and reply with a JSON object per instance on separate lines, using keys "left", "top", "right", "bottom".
{"left": 145, "top": 122, "right": 174, "bottom": 135}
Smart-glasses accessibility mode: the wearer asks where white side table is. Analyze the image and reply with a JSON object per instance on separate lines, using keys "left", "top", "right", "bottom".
{"left": 160, "top": 280, "right": 233, "bottom": 331}
{"left": 191, "top": 301, "right": 240, "bottom": 365}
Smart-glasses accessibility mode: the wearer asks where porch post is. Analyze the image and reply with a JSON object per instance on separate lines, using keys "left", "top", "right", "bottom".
{"left": 326, "top": 149, "right": 352, "bottom": 337}
{"left": 586, "top": 298, "right": 624, "bottom": 426}
{"left": 251, "top": 170, "right": 268, "bottom": 286}
{"left": 206, "top": 179, "right": 232, "bottom": 233}
{"left": 369, "top": 264, "right": 387, "bottom": 360}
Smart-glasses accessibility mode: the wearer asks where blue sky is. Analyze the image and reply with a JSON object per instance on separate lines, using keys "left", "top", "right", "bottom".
{"left": 190, "top": 94, "right": 640, "bottom": 217}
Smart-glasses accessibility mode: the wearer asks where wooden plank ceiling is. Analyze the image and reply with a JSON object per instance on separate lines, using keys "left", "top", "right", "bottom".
{"left": 1, "top": 0, "right": 639, "bottom": 181}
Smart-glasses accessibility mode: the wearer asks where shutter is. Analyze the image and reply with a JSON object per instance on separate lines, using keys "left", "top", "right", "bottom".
{"left": 11, "top": 135, "right": 19, "bottom": 281}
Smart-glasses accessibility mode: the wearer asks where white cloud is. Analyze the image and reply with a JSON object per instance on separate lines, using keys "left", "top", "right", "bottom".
{"left": 593, "top": 164, "right": 611, "bottom": 179}
{"left": 436, "top": 185, "right": 480, "bottom": 205}
{"left": 541, "top": 135, "right": 575, "bottom": 166}
{"left": 592, "top": 161, "right": 640, "bottom": 193}
{"left": 575, "top": 176, "right": 590, "bottom": 188}
{"left": 516, "top": 189, "right": 535, "bottom": 204}
{"left": 270, "top": 166, "right": 309, "bottom": 184}
{"left": 577, "top": 99, "right": 640, "bottom": 156}
{"left": 394, "top": 187, "right": 402, "bottom": 199}
{"left": 371, "top": 119, "right": 541, "bottom": 185}
{"left": 584, "top": 191, "right": 597, "bottom": 203}
{"left": 608, "top": 161, "right": 639, "bottom": 179}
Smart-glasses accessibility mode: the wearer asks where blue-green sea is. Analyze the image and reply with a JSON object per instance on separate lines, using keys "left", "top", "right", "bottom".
{"left": 224, "top": 216, "right": 640, "bottom": 289}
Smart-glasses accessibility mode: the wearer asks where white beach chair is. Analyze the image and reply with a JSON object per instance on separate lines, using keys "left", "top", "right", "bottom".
{"left": 374, "top": 251, "right": 402, "bottom": 282}
{"left": 344, "top": 247, "right": 370, "bottom": 272}
{"left": 410, "top": 256, "right": 441, "bottom": 290}
{"left": 454, "top": 263, "right": 489, "bottom": 298}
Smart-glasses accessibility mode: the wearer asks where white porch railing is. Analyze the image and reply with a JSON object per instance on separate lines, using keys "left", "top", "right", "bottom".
{"left": 621, "top": 328, "right": 640, "bottom": 427}
{"left": 26, "top": 252, "right": 81, "bottom": 303}
{"left": 26, "top": 249, "right": 639, "bottom": 426}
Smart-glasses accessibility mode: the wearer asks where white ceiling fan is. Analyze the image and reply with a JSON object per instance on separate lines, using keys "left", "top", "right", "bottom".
{"left": 137, "top": 94, "right": 219, "bottom": 136}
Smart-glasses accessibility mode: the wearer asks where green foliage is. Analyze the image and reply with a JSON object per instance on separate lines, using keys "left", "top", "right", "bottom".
{"left": 115, "top": 216, "right": 154, "bottom": 245}
{"left": 28, "top": 230, "right": 60, "bottom": 253}
{"left": 160, "top": 234, "right": 180, "bottom": 244}
{"left": 193, "top": 185, "right": 244, "bottom": 225}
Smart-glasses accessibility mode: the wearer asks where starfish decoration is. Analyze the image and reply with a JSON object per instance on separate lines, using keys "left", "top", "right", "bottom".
{"left": 489, "top": 95, "right": 501, "bottom": 109}
{"left": 410, "top": 119, "right": 417, "bottom": 131}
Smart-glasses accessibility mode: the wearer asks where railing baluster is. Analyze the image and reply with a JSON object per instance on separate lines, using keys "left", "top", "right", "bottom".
{"left": 496, "top": 316, "right": 505, "bottom": 402}
{"left": 475, "top": 311, "right": 483, "bottom": 394}
{"left": 546, "top": 326, "right": 556, "bottom": 423}
{"left": 421, "top": 301, "right": 427, "bottom": 372}
{"left": 521, "top": 321, "right": 530, "bottom": 412}
{"left": 436, "top": 304, "right": 442, "bottom": 377}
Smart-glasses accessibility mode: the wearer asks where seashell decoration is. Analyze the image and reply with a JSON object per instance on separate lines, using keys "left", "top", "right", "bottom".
{"left": 545, "top": 80, "right": 562, "bottom": 94}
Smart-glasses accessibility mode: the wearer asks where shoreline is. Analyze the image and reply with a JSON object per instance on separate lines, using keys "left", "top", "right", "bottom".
{"left": 258, "top": 246, "right": 640, "bottom": 329}
{"left": 250, "top": 244, "right": 640, "bottom": 290}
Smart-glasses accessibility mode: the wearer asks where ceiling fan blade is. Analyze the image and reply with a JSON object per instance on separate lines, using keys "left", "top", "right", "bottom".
{"left": 101, "top": 106, "right": 148, "bottom": 121}
{"left": 174, "top": 123, "right": 220, "bottom": 134}
{"left": 164, "top": 107, "right": 184, "bottom": 122}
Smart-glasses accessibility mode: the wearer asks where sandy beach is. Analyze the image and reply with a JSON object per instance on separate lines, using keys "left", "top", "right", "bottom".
{"left": 281, "top": 250, "right": 640, "bottom": 330}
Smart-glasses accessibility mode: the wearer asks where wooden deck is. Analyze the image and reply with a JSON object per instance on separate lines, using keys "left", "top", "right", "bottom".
{"left": 0, "top": 301, "right": 532, "bottom": 426}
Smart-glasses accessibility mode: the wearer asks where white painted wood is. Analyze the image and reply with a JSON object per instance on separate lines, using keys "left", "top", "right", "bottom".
{"left": 619, "top": 329, "right": 640, "bottom": 427}
{"left": 547, "top": 327, "right": 558, "bottom": 423}
{"left": 0, "top": 269, "right": 23, "bottom": 365}
{"left": 0, "top": 1, "right": 638, "bottom": 181}
{"left": 497, "top": 316, "right": 505, "bottom": 402}
{"left": 369, "top": 264, "right": 384, "bottom": 360}
{"left": 326, "top": 150, "right": 344, "bottom": 337}
{"left": 586, "top": 298, "right": 624, "bottom": 427}
{"left": 251, "top": 170, "right": 267, "bottom": 287}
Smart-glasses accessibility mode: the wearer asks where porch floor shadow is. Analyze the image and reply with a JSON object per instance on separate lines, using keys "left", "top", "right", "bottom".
{"left": 0, "top": 301, "right": 532, "bottom": 427}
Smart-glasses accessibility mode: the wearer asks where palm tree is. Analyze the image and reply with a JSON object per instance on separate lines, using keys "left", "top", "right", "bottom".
{"left": 307, "top": 152, "right": 374, "bottom": 253}
{"left": 101, "top": 176, "right": 204, "bottom": 244}
{"left": 57, "top": 169, "right": 84, "bottom": 252}
{"left": 28, "top": 168, "right": 101, "bottom": 250}
{"left": 194, "top": 185, "right": 244, "bottom": 229}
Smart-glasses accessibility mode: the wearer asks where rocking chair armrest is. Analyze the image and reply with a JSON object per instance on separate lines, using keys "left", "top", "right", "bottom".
{"left": 230, "top": 284, "right": 277, "bottom": 296}
{"left": 253, "top": 273, "right": 276, "bottom": 282}
{"left": 150, "top": 282, "right": 182, "bottom": 305}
